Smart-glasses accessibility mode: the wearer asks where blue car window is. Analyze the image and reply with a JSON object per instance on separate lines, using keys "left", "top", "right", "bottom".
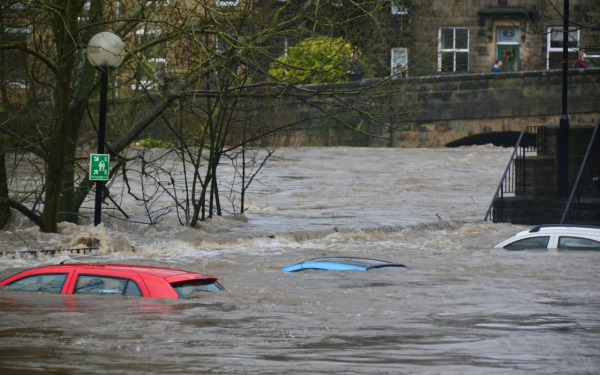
{"left": 309, "top": 257, "right": 392, "bottom": 268}
{"left": 281, "top": 257, "right": 407, "bottom": 272}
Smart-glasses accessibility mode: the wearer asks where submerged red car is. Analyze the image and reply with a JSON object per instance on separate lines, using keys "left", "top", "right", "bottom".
{"left": 0, "top": 264, "right": 224, "bottom": 299}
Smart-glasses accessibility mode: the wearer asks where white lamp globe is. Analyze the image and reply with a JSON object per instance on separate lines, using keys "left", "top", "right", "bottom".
{"left": 86, "top": 32, "right": 126, "bottom": 68}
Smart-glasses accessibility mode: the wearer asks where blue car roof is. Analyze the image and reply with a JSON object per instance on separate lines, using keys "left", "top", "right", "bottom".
{"left": 281, "top": 257, "right": 407, "bottom": 272}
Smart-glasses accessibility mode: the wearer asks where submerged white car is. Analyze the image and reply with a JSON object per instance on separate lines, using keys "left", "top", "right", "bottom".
{"left": 495, "top": 225, "right": 600, "bottom": 250}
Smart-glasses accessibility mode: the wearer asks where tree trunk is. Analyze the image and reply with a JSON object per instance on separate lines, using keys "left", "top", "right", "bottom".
{"left": 42, "top": 74, "right": 72, "bottom": 232}
{"left": 0, "top": 152, "right": 11, "bottom": 229}
{"left": 42, "top": 7, "right": 77, "bottom": 233}
{"left": 57, "top": 126, "right": 79, "bottom": 223}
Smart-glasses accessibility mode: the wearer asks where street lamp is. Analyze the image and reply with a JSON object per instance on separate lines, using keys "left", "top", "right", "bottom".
{"left": 86, "top": 32, "right": 125, "bottom": 226}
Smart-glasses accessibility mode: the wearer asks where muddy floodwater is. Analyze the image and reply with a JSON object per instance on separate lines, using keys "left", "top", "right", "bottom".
{"left": 0, "top": 147, "right": 599, "bottom": 374}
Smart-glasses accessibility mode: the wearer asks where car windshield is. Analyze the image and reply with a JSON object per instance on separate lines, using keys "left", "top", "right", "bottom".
{"left": 308, "top": 257, "right": 393, "bottom": 268}
{"left": 170, "top": 280, "right": 224, "bottom": 299}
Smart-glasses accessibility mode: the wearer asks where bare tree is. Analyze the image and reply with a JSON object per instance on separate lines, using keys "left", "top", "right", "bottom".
{"left": 1, "top": 0, "right": 437, "bottom": 231}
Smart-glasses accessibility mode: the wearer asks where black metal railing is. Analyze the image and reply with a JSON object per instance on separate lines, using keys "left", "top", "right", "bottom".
{"left": 484, "top": 125, "right": 546, "bottom": 222}
{"left": 560, "top": 116, "right": 600, "bottom": 224}
{"left": 0, "top": 247, "right": 99, "bottom": 258}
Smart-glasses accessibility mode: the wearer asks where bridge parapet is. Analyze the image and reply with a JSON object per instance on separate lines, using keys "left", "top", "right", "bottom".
{"left": 277, "top": 68, "right": 600, "bottom": 148}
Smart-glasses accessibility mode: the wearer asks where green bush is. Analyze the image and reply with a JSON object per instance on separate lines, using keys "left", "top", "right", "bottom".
{"left": 133, "top": 138, "right": 174, "bottom": 149}
{"left": 269, "top": 37, "right": 371, "bottom": 83}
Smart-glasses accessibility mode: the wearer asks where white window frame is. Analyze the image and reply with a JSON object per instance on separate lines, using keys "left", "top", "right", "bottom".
{"left": 391, "top": 1, "right": 407, "bottom": 15}
{"left": 585, "top": 55, "right": 600, "bottom": 68}
{"left": 216, "top": 0, "right": 238, "bottom": 6}
{"left": 10, "top": 2, "right": 28, "bottom": 10}
{"left": 136, "top": 29, "right": 163, "bottom": 36}
{"left": 131, "top": 79, "right": 158, "bottom": 91}
{"left": 145, "top": 0, "right": 169, "bottom": 6}
{"left": 5, "top": 27, "right": 31, "bottom": 34}
{"left": 390, "top": 47, "right": 408, "bottom": 77}
{"left": 4, "top": 28, "right": 31, "bottom": 88}
{"left": 438, "top": 27, "right": 469, "bottom": 73}
{"left": 216, "top": 34, "right": 227, "bottom": 54}
{"left": 546, "top": 26, "right": 580, "bottom": 70}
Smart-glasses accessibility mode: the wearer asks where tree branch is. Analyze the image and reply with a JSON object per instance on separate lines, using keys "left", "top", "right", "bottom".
{"left": 0, "top": 44, "right": 58, "bottom": 75}
{"left": 0, "top": 198, "right": 44, "bottom": 228}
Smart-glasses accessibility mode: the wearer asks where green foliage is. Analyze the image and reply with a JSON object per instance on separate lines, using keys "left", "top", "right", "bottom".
{"left": 269, "top": 37, "right": 369, "bottom": 83}
{"left": 134, "top": 138, "right": 174, "bottom": 149}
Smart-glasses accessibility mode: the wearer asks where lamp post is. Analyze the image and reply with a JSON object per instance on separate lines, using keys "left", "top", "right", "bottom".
{"left": 86, "top": 32, "right": 125, "bottom": 226}
{"left": 558, "top": 0, "right": 570, "bottom": 198}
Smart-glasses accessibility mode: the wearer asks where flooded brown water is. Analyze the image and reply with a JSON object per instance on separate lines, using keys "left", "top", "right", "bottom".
{"left": 1, "top": 147, "right": 599, "bottom": 374}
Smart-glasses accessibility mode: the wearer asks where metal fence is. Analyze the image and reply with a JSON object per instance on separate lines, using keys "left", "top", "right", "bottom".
{"left": 484, "top": 126, "right": 547, "bottom": 222}
{"left": 560, "top": 117, "right": 600, "bottom": 224}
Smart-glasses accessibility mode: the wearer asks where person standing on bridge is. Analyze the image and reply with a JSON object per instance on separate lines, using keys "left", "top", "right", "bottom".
{"left": 575, "top": 52, "right": 586, "bottom": 69}
{"left": 347, "top": 53, "right": 365, "bottom": 81}
{"left": 492, "top": 60, "right": 502, "bottom": 73}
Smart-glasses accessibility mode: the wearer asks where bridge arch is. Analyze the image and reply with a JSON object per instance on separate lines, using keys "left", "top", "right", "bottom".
{"left": 428, "top": 120, "right": 539, "bottom": 148}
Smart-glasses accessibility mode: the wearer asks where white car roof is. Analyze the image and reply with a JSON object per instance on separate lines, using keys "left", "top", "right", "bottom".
{"left": 495, "top": 225, "right": 600, "bottom": 248}
{"left": 527, "top": 225, "right": 600, "bottom": 236}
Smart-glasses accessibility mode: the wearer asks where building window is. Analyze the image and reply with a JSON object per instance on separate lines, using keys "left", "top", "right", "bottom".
{"left": 132, "top": 29, "right": 168, "bottom": 91}
{"left": 216, "top": 34, "right": 232, "bottom": 54}
{"left": 391, "top": 1, "right": 407, "bottom": 15}
{"left": 216, "top": 0, "right": 238, "bottom": 6}
{"left": 438, "top": 27, "right": 469, "bottom": 73}
{"left": 78, "top": 1, "right": 90, "bottom": 25}
{"left": 585, "top": 50, "right": 600, "bottom": 69}
{"left": 10, "top": 1, "right": 28, "bottom": 10}
{"left": 496, "top": 27, "right": 520, "bottom": 72}
{"left": 145, "top": 0, "right": 169, "bottom": 6}
{"left": 4, "top": 28, "right": 31, "bottom": 87}
{"left": 546, "top": 27, "right": 579, "bottom": 70}
{"left": 391, "top": 48, "right": 407, "bottom": 77}
{"left": 274, "top": 37, "right": 288, "bottom": 58}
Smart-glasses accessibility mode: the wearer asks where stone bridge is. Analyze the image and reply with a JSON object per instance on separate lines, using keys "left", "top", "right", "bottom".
{"left": 273, "top": 68, "right": 600, "bottom": 148}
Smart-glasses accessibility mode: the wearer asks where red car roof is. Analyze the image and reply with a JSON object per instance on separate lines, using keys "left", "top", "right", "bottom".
{"left": 32, "top": 264, "right": 205, "bottom": 279}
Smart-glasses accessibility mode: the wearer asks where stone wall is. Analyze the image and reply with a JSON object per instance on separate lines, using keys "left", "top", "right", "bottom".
{"left": 84, "top": 68, "right": 600, "bottom": 149}
{"left": 268, "top": 68, "right": 600, "bottom": 148}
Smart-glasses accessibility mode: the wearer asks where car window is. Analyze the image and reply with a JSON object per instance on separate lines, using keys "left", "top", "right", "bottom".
{"left": 7, "top": 273, "right": 68, "bottom": 294}
{"left": 74, "top": 275, "right": 126, "bottom": 295}
{"left": 170, "top": 280, "right": 224, "bottom": 299}
{"left": 504, "top": 236, "right": 550, "bottom": 250}
{"left": 124, "top": 280, "right": 143, "bottom": 296}
{"left": 558, "top": 236, "right": 600, "bottom": 250}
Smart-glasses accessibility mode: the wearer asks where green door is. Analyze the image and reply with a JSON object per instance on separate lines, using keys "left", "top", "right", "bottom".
{"left": 498, "top": 45, "right": 520, "bottom": 72}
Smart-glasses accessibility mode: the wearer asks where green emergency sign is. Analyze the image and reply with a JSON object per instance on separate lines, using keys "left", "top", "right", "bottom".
{"left": 90, "top": 154, "right": 110, "bottom": 181}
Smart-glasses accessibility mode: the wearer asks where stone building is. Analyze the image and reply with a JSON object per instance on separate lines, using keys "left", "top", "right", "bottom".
{"left": 397, "top": 0, "right": 599, "bottom": 75}
{"left": 2, "top": 0, "right": 598, "bottom": 96}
